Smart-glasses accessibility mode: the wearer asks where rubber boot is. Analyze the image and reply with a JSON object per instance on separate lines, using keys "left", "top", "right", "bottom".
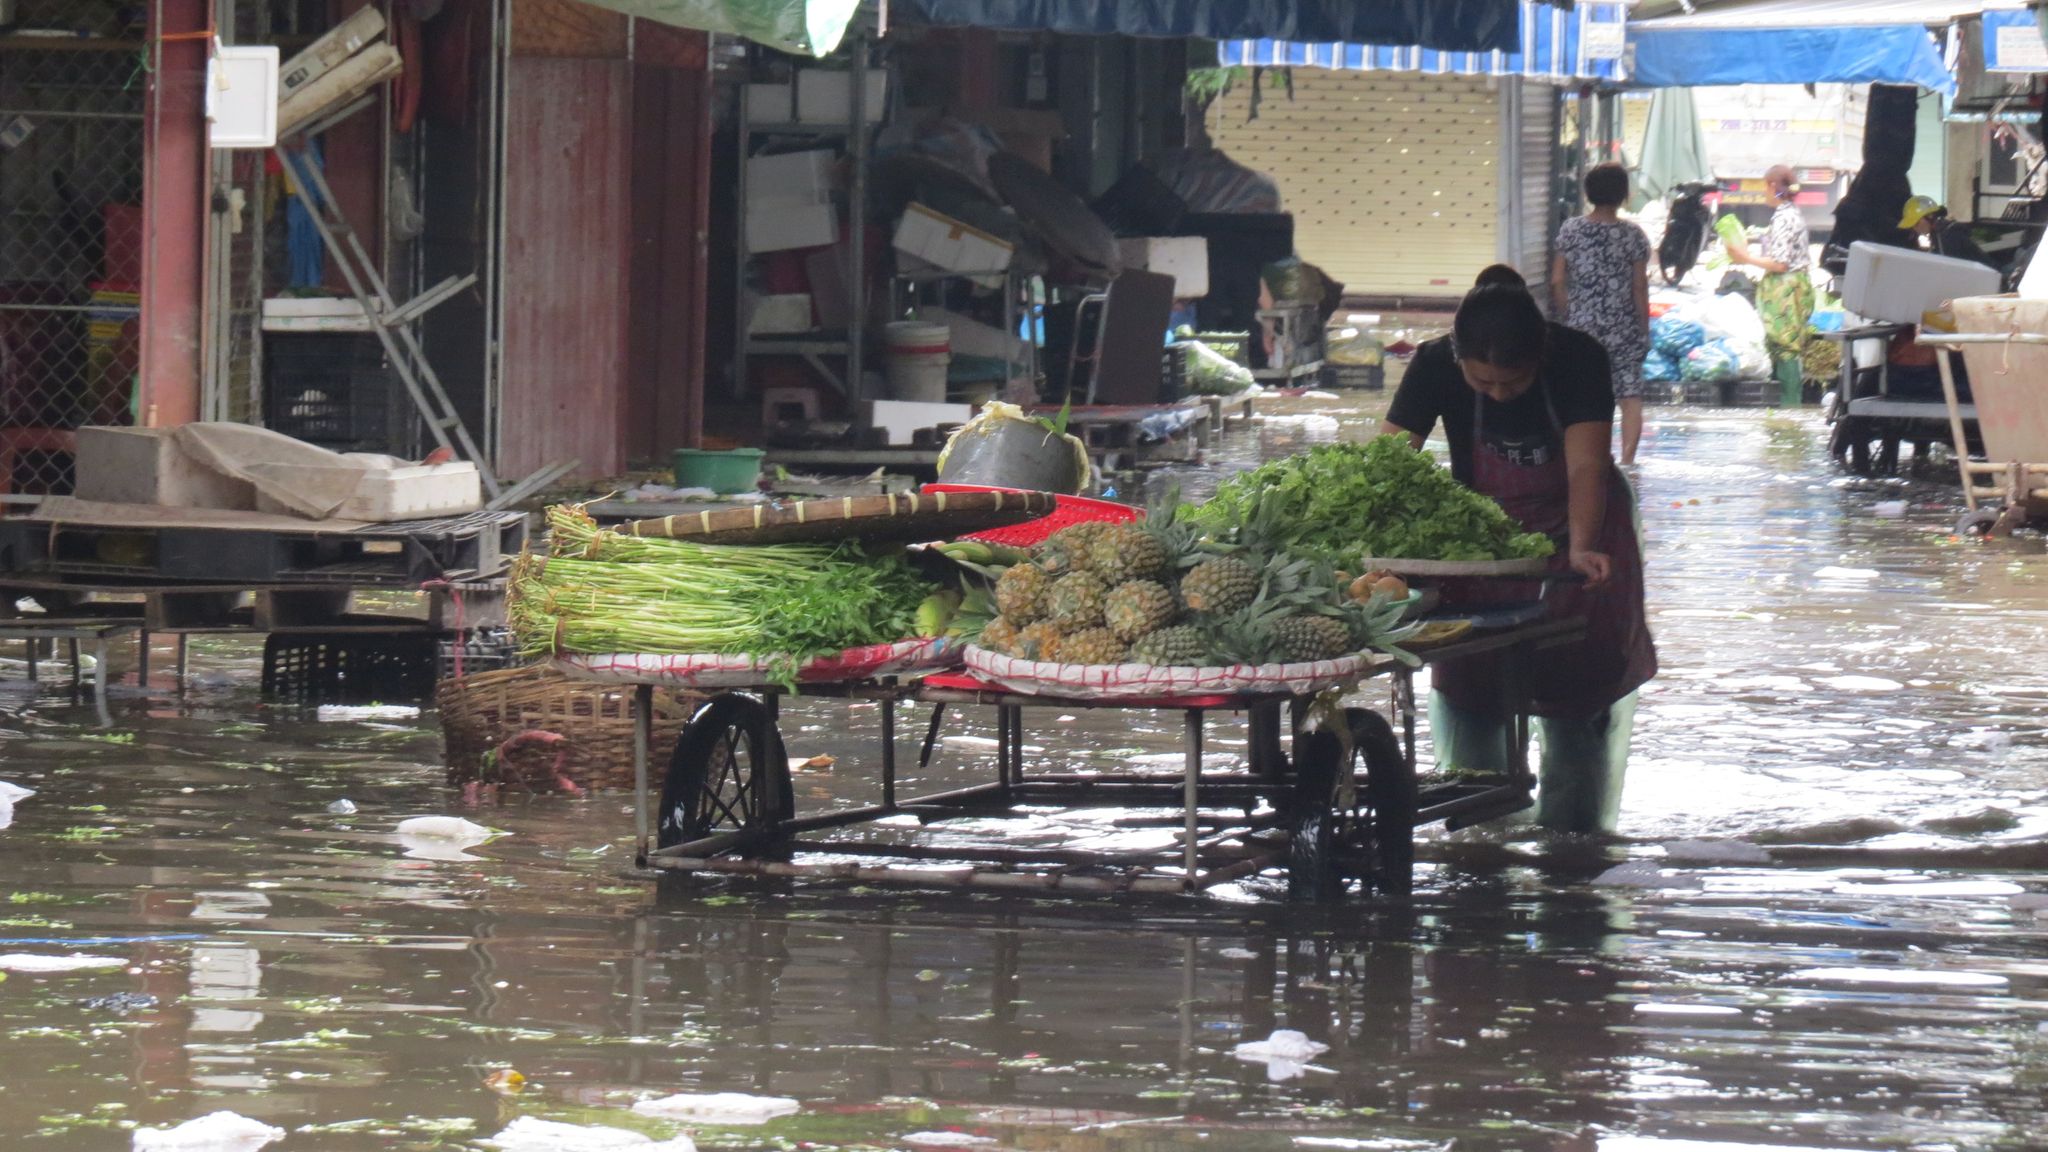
{"left": 1774, "top": 357, "right": 1804, "bottom": 407}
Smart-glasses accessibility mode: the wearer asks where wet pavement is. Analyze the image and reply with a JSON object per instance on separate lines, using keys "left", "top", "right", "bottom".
{"left": 2, "top": 400, "right": 2047, "bottom": 1150}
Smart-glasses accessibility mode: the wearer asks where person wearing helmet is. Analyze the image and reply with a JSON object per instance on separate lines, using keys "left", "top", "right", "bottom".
{"left": 1899, "top": 196, "right": 1991, "bottom": 266}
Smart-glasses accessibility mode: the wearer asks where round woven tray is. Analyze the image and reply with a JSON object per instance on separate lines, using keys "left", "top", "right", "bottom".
{"left": 618, "top": 489, "right": 1056, "bottom": 546}
{"left": 553, "top": 638, "right": 956, "bottom": 689}
{"left": 1358, "top": 555, "right": 1552, "bottom": 578}
{"left": 962, "top": 644, "right": 1369, "bottom": 701}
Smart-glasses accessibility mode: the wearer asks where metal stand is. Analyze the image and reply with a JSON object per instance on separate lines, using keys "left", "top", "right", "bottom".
{"left": 273, "top": 138, "right": 500, "bottom": 501}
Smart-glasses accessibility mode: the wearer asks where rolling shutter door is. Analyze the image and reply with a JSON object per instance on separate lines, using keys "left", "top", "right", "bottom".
{"left": 1204, "top": 70, "right": 1499, "bottom": 299}
{"left": 1500, "top": 77, "right": 1563, "bottom": 306}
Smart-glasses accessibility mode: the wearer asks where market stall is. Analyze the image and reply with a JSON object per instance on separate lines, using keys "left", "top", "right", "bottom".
{"left": 509, "top": 438, "right": 1585, "bottom": 900}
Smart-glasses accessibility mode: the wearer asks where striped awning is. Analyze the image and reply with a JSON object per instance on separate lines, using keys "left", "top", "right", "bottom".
{"left": 1218, "top": 1, "right": 1628, "bottom": 82}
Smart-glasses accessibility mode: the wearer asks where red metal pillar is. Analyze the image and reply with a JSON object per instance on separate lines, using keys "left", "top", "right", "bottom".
{"left": 140, "top": 0, "right": 210, "bottom": 428}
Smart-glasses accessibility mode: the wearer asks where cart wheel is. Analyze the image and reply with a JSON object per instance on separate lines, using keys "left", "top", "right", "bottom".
{"left": 656, "top": 694, "right": 795, "bottom": 851}
{"left": 1286, "top": 708, "right": 1414, "bottom": 902}
{"left": 1957, "top": 507, "right": 2005, "bottom": 537}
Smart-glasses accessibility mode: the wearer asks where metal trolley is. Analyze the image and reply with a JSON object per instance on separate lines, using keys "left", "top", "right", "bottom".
{"left": 597, "top": 613, "right": 1582, "bottom": 901}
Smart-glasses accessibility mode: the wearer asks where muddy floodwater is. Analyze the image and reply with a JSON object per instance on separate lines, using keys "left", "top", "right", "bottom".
{"left": 2, "top": 402, "right": 2047, "bottom": 1150}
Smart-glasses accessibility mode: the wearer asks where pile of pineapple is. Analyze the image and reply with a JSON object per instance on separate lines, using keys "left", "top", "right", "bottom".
{"left": 973, "top": 509, "right": 1390, "bottom": 669}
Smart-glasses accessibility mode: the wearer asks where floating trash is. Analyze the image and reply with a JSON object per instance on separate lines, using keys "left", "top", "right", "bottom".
{"left": 483, "top": 1117, "right": 696, "bottom": 1151}
{"left": 131, "top": 1111, "right": 285, "bottom": 1151}
{"left": 631, "top": 1091, "right": 801, "bottom": 1125}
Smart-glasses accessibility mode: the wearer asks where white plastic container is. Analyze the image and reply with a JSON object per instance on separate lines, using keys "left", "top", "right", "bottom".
{"left": 883, "top": 320, "right": 950, "bottom": 403}
{"left": 1116, "top": 236, "right": 1210, "bottom": 298}
{"left": 1842, "top": 242, "right": 2002, "bottom": 325}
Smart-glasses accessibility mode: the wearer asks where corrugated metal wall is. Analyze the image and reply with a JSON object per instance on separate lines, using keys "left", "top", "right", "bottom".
{"left": 1205, "top": 70, "right": 1500, "bottom": 299}
{"left": 1510, "top": 77, "right": 1561, "bottom": 307}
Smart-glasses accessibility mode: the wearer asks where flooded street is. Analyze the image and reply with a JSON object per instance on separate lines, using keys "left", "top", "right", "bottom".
{"left": 3, "top": 401, "right": 2047, "bottom": 1150}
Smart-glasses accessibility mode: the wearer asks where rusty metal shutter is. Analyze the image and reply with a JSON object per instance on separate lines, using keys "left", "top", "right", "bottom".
{"left": 1204, "top": 70, "right": 1500, "bottom": 300}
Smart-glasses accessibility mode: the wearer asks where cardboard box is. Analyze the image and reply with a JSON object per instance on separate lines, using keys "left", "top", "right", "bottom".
{"left": 746, "top": 81, "right": 794, "bottom": 124}
{"left": 1117, "top": 236, "right": 1210, "bottom": 299}
{"left": 796, "top": 69, "right": 886, "bottom": 125}
{"left": 747, "top": 200, "right": 837, "bottom": 254}
{"left": 893, "top": 203, "right": 1013, "bottom": 277}
{"left": 748, "top": 293, "right": 814, "bottom": 335}
{"left": 748, "top": 149, "right": 834, "bottom": 205}
{"left": 73, "top": 426, "right": 256, "bottom": 510}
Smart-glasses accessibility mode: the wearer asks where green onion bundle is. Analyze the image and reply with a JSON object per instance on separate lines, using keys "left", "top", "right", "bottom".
{"left": 511, "top": 505, "right": 938, "bottom": 679}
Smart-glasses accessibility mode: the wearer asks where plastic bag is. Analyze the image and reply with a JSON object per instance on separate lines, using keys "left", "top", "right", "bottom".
{"left": 1651, "top": 316, "right": 1706, "bottom": 358}
{"left": 1692, "top": 291, "right": 1767, "bottom": 350}
{"left": 1324, "top": 325, "right": 1384, "bottom": 367}
{"left": 1180, "top": 340, "right": 1256, "bottom": 395}
{"left": 1643, "top": 350, "right": 1681, "bottom": 383}
{"left": 936, "top": 402, "right": 1090, "bottom": 495}
{"left": 1682, "top": 339, "right": 1740, "bottom": 383}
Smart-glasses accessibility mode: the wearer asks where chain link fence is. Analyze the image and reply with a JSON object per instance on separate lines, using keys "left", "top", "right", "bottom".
{"left": 0, "top": 40, "right": 145, "bottom": 503}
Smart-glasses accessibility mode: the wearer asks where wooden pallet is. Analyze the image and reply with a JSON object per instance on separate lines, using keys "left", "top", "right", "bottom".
{"left": 0, "top": 500, "right": 530, "bottom": 585}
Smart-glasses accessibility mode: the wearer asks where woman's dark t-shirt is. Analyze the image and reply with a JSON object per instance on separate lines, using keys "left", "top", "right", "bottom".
{"left": 1384, "top": 323, "right": 1615, "bottom": 485}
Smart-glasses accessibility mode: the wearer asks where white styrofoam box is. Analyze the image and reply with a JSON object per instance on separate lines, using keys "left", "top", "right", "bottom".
{"left": 2020, "top": 247, "right": 2048, "bottom": 299}
{"left": 73, "top": 426, "right": 256, "bottom": 510}
{"left": 746, "top": 81, "right": 794, "bottom": 124}
{"left": 208, "top": 45, "right": 280, "bottom": 148}
{"left": 746, "top": 200, "right": 837, "bottom": 253}
{"left": 893, "top": 203, "right": 1013, "bottom": 276}
{"left": 1116, "top": 236, "right": 1210, "bottom": 298}
{"left": 749, "top": 293, "right": 814, "bottom": 335}
{"left": 334, "top": 462, "right": 482, "bottom": 522}
{"left": 748, "top": 150, "right": 834, "bottom": 205}
{"left": 912, "top": 306, "right": 1030, "bottom": 363}
{"left": 1841, "top": 241, "right": 2002, "bottom": 325}
{"left": 262, "top": 296, "right": 379, "bottom": 332}
{"left": 796, "top": 69, "right": 887, "bottom": 125}
{"left": 861, "top": 399, "right": 973, "bottom": 446}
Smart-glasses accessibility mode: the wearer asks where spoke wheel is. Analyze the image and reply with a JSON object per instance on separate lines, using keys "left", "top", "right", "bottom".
{"left": 657, "top": 694, "right": 794, "bottom": 851}
{"left": 1287, "top": 708, "right": 1415, "bottom": 901}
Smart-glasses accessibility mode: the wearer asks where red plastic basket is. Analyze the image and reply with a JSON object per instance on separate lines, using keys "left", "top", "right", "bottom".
{"left": 923, "top": 483, "right": 1140, "bottom": 547}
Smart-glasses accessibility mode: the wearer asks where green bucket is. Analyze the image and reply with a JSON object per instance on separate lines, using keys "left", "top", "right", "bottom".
{"left": 672, "top": 448, "right": 765, "bottom": 494}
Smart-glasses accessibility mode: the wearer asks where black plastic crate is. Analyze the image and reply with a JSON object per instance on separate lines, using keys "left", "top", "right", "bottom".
{"left": 261, "top": 633, "right": 440, "bottom": 704}
{"left": 436, "top": 628, "right": 525, "bottom": 680}
{"left": 1727, "top": 378, "right": 1776, "bottom": 407}
{"left": 1321, "top": 362, "right": 1385, "bottom": 390}
{"left": 264, "top": 333, "right": 391, "bottom": 451}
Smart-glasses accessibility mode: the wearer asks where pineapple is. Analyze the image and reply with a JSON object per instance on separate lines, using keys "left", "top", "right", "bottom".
{"left": 1180, "top": 555, "right": 1261, "bottom": 615}
{"left": 1129, "top": 624, "right": 1209, "bottom": 667}
{"left": 1273, "top": 614, "right": 1352, "bottom": 663}
{"left": 979, "top": 616, "right": 1023, "bottom": 656}
{"left": 1087, "top": 521, "right": 1170, "bottom": 586}
{"left": 1058, "top": 627, "right": 1127, "bottom": 666}
{"left": 1104, "top": 579, "right": 1178, "bottom": 641}
{"left": 994, "top": 562, "right": 1051, "bottom": 623}
{"left": 1046, "top": 572, "right": 1110, "bottom": 631}
{"left": 1035, "top": 522, "right": 1106, "bottom": 576}
{"left": 1013, "top": 620, "right": 1065, "bottom": 662}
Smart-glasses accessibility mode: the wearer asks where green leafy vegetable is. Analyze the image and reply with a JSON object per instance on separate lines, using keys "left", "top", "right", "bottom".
{"left": 1186, "top": 436, "right": 1555, "bottom": 564}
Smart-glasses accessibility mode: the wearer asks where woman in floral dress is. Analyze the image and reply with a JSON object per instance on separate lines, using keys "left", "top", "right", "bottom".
{"left": 1551, "top": 163, "right": 1652, "bottom": 464}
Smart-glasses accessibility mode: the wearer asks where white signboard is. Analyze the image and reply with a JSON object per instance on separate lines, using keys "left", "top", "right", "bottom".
{"left": 1996, "top": 24, "right": 2048, "bottom": 73}
{"left": 1585, "top": 23, "right": 1626, "bottom": 62}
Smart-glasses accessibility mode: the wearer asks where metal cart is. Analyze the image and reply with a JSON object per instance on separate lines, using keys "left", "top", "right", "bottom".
{"left": 594, "top": 612, "right": 1583, "bottom": 902}
{"left": 1917, "top": 297, "right": 2048, "bottom": 535}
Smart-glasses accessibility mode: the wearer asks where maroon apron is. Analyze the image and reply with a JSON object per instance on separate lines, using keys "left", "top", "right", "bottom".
{"left": 1433, "top": 384, "right": 1657, "bottom": 718}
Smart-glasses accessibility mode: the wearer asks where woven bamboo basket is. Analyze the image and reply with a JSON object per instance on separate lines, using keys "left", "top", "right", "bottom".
{"left": 437, "top": 663, "right": 699, "bottom": 791}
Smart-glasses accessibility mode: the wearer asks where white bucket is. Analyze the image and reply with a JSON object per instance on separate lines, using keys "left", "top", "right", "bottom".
{"left": 884, "top": 320, "right": 951, "bottom": 403}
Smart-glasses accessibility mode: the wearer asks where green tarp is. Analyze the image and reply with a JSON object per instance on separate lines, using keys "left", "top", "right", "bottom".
{"left": 576, "top": 0, "right": 861, "bottom": 57}
{"left": 1631, "top": 87, "right": 1715, "bottom": 209}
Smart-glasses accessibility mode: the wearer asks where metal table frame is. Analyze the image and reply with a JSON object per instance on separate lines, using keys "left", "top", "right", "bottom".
{"left": 618, "top": 616, "right": 1586, "bottom": 898}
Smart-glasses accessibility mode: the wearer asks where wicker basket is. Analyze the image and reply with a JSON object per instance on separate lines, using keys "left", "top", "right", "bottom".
{"left": 437, "top": 664, "right": 700, "bottom": 791}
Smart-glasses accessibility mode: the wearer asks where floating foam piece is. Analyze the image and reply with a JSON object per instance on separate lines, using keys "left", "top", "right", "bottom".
{"left": 1231, "top": 1029, "right": 1331, "bottom": 1081}
{"left": 902, "top": 1134, "right": 998, "bottom": 1147}
{"left": 631, "top": 1091, "right": 801, "bottom": 1125}
{"left": 132, "top": 1111, "right": 286, "bottom": 1151}
{"left": 482, "top": 1118, "right": 696, "bottom": 1152}
{"left": 0, "top": 953, "right": 127, "bottom": 973}
{"left": 1660, "top": 839, "right": 1772, "bottom": 865}
{"left": 394, "top": 816, "right": 496, "bottom": 840}
{"left": 0, "top": 780, "right": 32, "bottom": 802}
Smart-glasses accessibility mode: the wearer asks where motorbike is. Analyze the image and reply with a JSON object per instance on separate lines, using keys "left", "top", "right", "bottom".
{"left": 1657, "top": 180, "right": 1721, "bottom": 285}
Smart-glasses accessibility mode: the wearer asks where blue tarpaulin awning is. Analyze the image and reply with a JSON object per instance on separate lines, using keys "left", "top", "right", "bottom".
{"left": 1218, "top": 2, "right": 1627, "bottom": 82}
{"left": 894, "top": 0, "right": 1523, "bottom": 53}
{"left": 1983, "top": 8, "right": 2048, "bottom": 72}
{"left": 1623, "top": 0, "right": 2015, "bottom": 93}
